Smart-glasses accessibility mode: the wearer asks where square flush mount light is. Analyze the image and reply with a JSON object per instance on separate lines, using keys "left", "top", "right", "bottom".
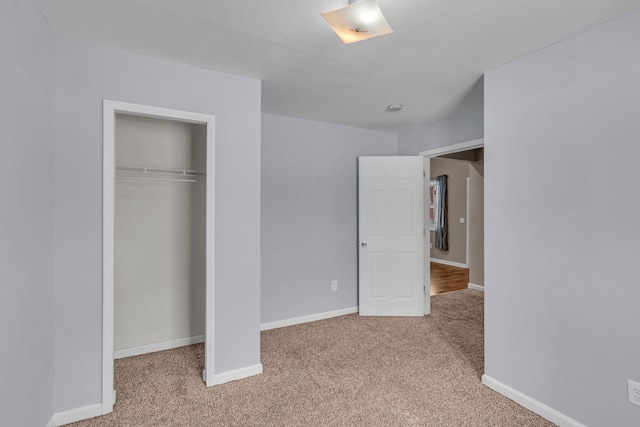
{"left": 321, "top": 0, "right": 393, "bottom": 44}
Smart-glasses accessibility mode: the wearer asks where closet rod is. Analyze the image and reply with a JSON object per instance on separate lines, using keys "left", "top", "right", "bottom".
{"left": 116, "top": 176, "right": 198, "bottom": 183}
{"left": 115, "top": 166, "right": 205, "bottom": 176}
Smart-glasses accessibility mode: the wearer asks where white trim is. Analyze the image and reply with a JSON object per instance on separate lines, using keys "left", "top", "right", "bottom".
{"left": 423, "top": 157, "right": 431, "bottom": 315}
{"left": 466, "top": 176, "right": 470, "bottom": 267}
{"left": 419, "top": 138, "right": 484, "bottom": 158}
{"left": 430, "top": 258, "right": 468, "bottom": 269}
{"left": 204, "top": 107, "right": 216, "bottom": 387}
{"left": 103, "top": 100, "right": 217, "bottom": 414}
{"left": 46, "top": 415, "right": 55, "bottom": 427}
{"left": 114, "top": 335, "right": 205, "bottom": 359}
{"left": 53, "top": 404, "right": 103, "bottom": 427}
{"left": 211, "top": 363, "right": 263, "bottom": 386}
{"left": 260, "top": 307, "right": 359, "bottom": 331}
{"left": 467, "top": 283, "right": 484, "bottom": 291}
{"left": 104, "top": 100, "right": 215, "bottom": 124}
{"left": 482, "top": 375, "right": 586, "bottom": 427}
{"left": 102, "top": 101, "right": 115, "bottom": 415}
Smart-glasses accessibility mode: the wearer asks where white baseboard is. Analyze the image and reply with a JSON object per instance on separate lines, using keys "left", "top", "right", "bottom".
{"left": 260, "top": 306, "right": 358, "bottom": 331}
{"left": 430, "top": 258, "right": 468, "bottom": 269}
{"left": 53, "top": 403, "right": 103, "bottom": 426}
{"left": 54, "top": 363, "right": 261, "bottom": 425}
{"left": 482, "top": 375, "right": 586, "bottom": 427}
{"left": 211, "top": 363, "right": 263, "bottom": 386}
{"left": 114, "top": 335, "right": 205, "bottom": 359}
{"left": 46, "top": 415, "right": 55, "bottom": 427}
{"left": 468, "top": 283, "right": 484, "bottom": 291}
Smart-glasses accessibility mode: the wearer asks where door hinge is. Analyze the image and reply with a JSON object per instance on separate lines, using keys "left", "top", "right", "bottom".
{"left": 423, "top": 170, "right": 426, "bottom": 178}
{"left": 423, "top": 228, "right": 426, "bottom": 236}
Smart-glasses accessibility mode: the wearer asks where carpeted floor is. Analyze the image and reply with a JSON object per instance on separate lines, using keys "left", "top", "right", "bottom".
{"left": 70, "top": 289, "right": 555, "bottom": 426}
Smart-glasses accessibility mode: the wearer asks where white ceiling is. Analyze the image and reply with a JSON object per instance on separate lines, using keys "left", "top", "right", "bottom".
{"left": 34, "top": 0, "right": 640, "bottom": 133}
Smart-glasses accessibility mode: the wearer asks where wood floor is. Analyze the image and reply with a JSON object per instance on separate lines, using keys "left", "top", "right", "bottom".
{"left": 430, "top": 262, "right": 469, "bottom": 295}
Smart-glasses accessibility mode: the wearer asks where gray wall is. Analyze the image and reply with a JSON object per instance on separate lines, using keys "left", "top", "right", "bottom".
{"left": 429, "top": 157, "right": 470, "bottom": 265}
{"left": 485, "top": 8, "right": 640, "bottom": 426}
{"left": 0, "top": 1, "right": 56, "bottom": 426}
{"left": 468, "top": 164, "right": 484, "bottom": 286}
{"left": 261, "top": 113, "right": 397, "bottom": 323}
{"left": 397, "top": 109, "right": 484, "bottom": 155}
{"left": 114, "top": 116, "right": 206, "bottom": 351}
{"left": 54, "top": 39, "right": 262, "bottom": 412}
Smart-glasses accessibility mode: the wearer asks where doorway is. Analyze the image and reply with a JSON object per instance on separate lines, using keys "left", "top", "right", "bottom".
{"left": 421, "top": 138, "right": 484, "bottom": 297}
{"left": 102, "top": 100, "right": 216, "bottom": 415}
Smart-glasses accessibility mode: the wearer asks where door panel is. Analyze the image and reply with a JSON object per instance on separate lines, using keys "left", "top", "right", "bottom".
{"left": 359, "top": 156, "right": 424, "bottom": 316}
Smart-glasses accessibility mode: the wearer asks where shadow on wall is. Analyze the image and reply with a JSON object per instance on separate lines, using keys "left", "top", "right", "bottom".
{"left": 447, "top": 75, "right": 484, "bottom": 119}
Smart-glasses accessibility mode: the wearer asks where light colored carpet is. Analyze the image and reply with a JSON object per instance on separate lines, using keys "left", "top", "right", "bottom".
{"left": 70, "top": 289, "right": 555, "bottom": 426}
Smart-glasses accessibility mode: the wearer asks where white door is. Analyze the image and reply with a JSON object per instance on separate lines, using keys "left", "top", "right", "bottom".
{"left": 358, "top": 156, "right": 425, "bottom": 316}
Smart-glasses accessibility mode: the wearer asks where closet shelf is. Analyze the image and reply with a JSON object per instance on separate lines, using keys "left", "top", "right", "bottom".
{"left": 116, "top": 165, "right": 205, "bottom": 183}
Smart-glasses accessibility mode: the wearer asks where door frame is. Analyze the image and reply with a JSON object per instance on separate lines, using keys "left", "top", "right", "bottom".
{"left": 420, "top": 138, "right": 484, "bottom": 300}
{"left": 466, "top": 176, "right": 471, "bottom": 267}
{"left": 101, "top": 100, "right": 216, "bottom": 415}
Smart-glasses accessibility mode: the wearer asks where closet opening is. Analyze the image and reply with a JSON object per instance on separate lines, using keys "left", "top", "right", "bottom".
{"left": 102, "top": 101, "right": 215, "bottom": 416}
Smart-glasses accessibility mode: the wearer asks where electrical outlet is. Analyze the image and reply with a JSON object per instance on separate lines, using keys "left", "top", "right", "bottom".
{"left": 628, "top": 379, "right": 640, "bottom": 407}
{"left": 331, "top": 280, "right": 338, "bottom": 291}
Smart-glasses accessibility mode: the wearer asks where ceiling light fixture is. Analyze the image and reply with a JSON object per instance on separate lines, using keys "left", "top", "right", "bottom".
{"left": 321, "top": 0, "right": 394, "bottom": 44}
{"left": 387, "top": 103, "right": 403, "bottom": 112}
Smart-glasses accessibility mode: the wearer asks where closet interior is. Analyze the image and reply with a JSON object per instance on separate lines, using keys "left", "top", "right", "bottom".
{"left": 114, "top": 113, "right": 207, "bottom": 360}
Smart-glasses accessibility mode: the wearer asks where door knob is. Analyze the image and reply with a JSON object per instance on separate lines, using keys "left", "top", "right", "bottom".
{"left": 361, "top": 241, "right": 367, "bottom": 247}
